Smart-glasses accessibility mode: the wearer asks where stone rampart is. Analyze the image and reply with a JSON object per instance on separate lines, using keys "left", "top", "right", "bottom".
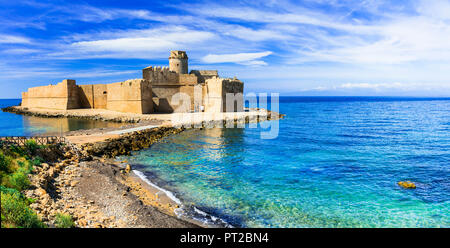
{"left": 19, "top": 51, "right": 244, "bottom": 114}
{"left": 142, "top": 66, "right": 179, "bottom": 85}
{"left": 204, "top": 77, "right": 244, "bottom": 113}
{"left": 190, "top": 70, "right": 219, "bottom": 83}
{"left": 22, "top": 79, "right": 80, "bottom": 110}
{"left": 106, "top": 79, "right": 153, "bottom": 114}
{"left": 142, "top": 66, "right": 199, "bottom": 113}
{"left": 78, "top": 84, "right": 107, "bottom": 109}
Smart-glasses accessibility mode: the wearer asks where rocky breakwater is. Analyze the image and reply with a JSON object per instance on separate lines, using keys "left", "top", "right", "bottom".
{"left": 80, "top": 126, "right": 185, "bottom": 158}
{"left": 2, "top": 106, "right": 139, "bottom": 123}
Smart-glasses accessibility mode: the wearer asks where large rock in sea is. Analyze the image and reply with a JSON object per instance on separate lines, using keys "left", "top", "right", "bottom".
{"left": 398, "top": 181, "right": 416, "bottom": 189}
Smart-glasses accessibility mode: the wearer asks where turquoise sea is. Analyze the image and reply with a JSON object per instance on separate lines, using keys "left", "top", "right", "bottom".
{"left": 0, "top": 99, "right": 123, "bottom": 136}
{"left": 1, "top": 97, "right": 449, "bottom": 227}
{"left": 123, "top": 97, "right": 450, "bottom": 227}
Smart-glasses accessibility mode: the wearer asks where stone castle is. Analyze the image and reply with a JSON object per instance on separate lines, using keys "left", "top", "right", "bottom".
{"left": 21, "top": 51, "right": 244, "bottom": 114}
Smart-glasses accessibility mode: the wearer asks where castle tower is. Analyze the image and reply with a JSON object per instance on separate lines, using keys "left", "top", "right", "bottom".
{"left": 169, "top": 50, "right": 188, "bottom": 74}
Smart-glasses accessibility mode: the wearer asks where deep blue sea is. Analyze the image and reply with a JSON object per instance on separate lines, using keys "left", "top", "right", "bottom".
{"left": 0, "top": 99, "right": 122, "bottom": 136}
{"left": 1, "top": 97, "right": 449, "bottom": 227}
{"left": 122, "top": 97, "right": 450, "bottom": 227}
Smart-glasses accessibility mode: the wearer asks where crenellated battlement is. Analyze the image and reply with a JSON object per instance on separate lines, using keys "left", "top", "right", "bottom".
{"left": 143, "top": 66, "right": 179, "bottom": 85}
{"left": 169, "top": 50, "right": 188, "bottom": 59}
{"left": 143, "top": 66, "right": 170, "bottom": 72}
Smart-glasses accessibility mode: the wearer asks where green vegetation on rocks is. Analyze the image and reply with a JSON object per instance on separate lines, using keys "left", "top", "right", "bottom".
{"left": 55, "top": 213, "right": 75, "bottom": 228}
{"left": 0, "top": 140, "right": 55, "bottom": 228}
{"left": 1, "top": 189, "right": 45, "bottom": 228}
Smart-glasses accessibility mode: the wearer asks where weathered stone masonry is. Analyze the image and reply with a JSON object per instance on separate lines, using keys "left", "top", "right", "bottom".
{"left": 21, "top": 51, "right": 244, "bottom": 114}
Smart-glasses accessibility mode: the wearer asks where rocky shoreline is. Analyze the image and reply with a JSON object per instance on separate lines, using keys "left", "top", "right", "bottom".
{"left": 22, "top": 130, "right": 199, "bottom": 228}
{"left": 3, "top": 106, "right": 285, "bottom": 228}
{"left": 2, "top": 105, "right": 285, "bottom": 126}
{"left": 80, "top": 127, "right": 185, "bottom": 158}
{"left": 2, "top": 106, "right": 145, "bottom": 123}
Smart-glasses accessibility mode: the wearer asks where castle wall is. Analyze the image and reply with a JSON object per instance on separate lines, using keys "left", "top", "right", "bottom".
{"left": 142, "top": 66, "right": 199, "bottom": 113}
{"left": 204, "top": 78, "right": 223, "bottom": 113}
{"left": 106, "top": 79, "right": 153, "bottom": 114}
{"left": 20, "top": 51, "right": 244, "bottom": 114}
{"left": 21, "top": 79, "right": 80, "bottom": 110}
{"left": 179, "top": 84, "right": 204, "bottom": 113}
{"left": 67, "top": 80, "right": 80, "bottom": 109}
{"left": 151, "top": 86, "right": 179, "bottom": 113}
{"left": 204, "top": 78, "right": 244, "bottom": 113}
{"left": 222, "top": 80, "right": 244, "bottom": 112}
{"left": 93, "top": 84, "right": 107, "bottom": 109}
{"left": 190, "top": 70, "right": 219, "bottom": 83}
{"left": 179, "top": 74, "right": 198, "bottom": 85}
{"left": 78, "top": 85, "right": 94, "bottom": 108}
{"left": 21, "top": 92, "right": 29, "bottom": 107}
{"left": 78, "top": 84, "right": 107, "bottom": 109}
{"left": 143, "top": 66, "right": 179, "bottom": 85}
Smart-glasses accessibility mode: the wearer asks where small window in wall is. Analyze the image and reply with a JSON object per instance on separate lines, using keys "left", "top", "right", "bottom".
{"left": 177, "top": 64, "right": 179, "bottom": 66}
{"left": 103, "top": 91, "right": 107, "bottom": 94}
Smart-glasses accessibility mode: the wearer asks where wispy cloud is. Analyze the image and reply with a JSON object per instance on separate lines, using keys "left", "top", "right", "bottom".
{"left": 0, "top": 34, "right": 31, "bottom": 44}
{"left": 0, "top": 65, "right": 138, "bottom": 80}
{"left": 179, "top": 1, "right": 450, "bottom": 66}
{"left": 47, "top": 26, "right": 217, "bottom": 59}
{"left": 202, "top": 51, "right": 273, "bottom": 65}
{"left": 2, "top": 48, "right": 40, "bottom": 54}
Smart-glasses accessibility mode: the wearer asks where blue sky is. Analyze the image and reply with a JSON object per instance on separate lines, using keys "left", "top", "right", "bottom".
{"left": 1, "top": 0, "right": 450, "bottom": 98}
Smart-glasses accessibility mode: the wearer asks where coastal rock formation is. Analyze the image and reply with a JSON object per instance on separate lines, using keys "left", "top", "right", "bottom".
{"left": 23, "top": 144, "right": 197, "bottom": 228}
{"left": 81, "top": 127, "right": 185, "bottom": 158}
{"left": 124, "top": 164, "right": 131, "bottom": 174}
{"left": 1, "top": 106, "right": 140, "bottom": 123}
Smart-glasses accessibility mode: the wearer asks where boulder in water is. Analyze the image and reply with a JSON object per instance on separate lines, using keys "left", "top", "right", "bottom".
{"left": 398, "top": 181, "right": 416, "bottom": 189}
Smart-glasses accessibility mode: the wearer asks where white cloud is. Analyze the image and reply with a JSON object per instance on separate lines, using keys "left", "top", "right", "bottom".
{"left": 183, "top": 5, "right": 379, "bottom": 34}
{"left": 416, "top": 0, "right": 450, "bottom": 20}
{"left": 2, "top": 48, "right": 40, "bottom": 54}
{"left": 220, "top": 25, "right": 293, "bottom": 41}
{"left": 314, "top": 16, "right": 450, "bottom": 64}
{"left": 180, "top": 1, "right": 450, "bottom": 66}
{"left": 0, "top": 65, "right": 137, "bottom": 80}
{"left": 339, "top": 82, "right": 407, "bottom": 90}
{"left": 68, "top": 70, "right": 137, "bottom": 79}
{"left": 64, "top": 7, "right": 160, "bottom": 23}
{"left": 64, "top": 26, "right": 215, "bottom": 59}
{"left": 202, "top": 51, "right": 273, "bottom": 65}
{"left": 0, "top": 34, "right": 31, "bottom": 44}
{"left": 299, "top": 17, "right": 450, "bottom": 64}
